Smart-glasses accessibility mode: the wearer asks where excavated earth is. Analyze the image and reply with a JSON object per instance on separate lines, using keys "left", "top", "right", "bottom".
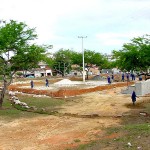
{"left": 0, "top": 79, "right": 149, "bottom": 150}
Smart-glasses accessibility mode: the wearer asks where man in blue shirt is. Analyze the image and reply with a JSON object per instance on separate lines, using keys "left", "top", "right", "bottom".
{"left": 131, "top": 90, "right": 137, "bottom": 105}
{"left": 46, "top": 78, "right": 49, "bottom": 87}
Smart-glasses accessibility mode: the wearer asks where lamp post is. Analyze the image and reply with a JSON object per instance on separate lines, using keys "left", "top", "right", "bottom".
{"left": 78, "top": 36, "right": 87, "bottom": 83}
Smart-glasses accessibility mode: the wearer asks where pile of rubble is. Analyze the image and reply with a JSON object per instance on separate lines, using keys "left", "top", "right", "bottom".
{"left": 9, "top": 91, "right": 30, "bottom": 109}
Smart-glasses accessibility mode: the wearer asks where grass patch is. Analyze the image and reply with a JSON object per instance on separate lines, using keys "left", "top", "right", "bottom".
{"left": 70, "top": 141, "right": 97, "bottom": 150}
{"left": 73, "top": 123, "right": 150, "bottom": 150}
{"left": 18, "top": 94, "right": 66, "bottom": 109}
{"left": 18, "top": 95, "right": 68, "bottom": 115}
{"left": 0, "top": 94, "right": 68, "bottom": 121}
{"left": 74, "top": 139, "right": 81, "bottom": 143}
{"left": 0, "top": 98, "right": 41, "bottom": 121}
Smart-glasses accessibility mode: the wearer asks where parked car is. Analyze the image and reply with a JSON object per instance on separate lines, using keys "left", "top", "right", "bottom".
{"left": 26, "top": 75, "right": 34, "bottom": 78}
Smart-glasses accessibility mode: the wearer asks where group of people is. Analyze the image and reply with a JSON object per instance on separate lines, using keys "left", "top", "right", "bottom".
{"left": 30, "top": 75, "right": 139, "bottom": 105}
{"left": 107, "top": 72, "right": 139, "bottom": 84}
{"left": 107, "top": 72, "right": 131, "bottom": 84}
{"left": 121, "top": 72, "right": 136, "bottom": 82}
{"left": 30, "top": 78, "right": 49, "bottom": 89}
{"left": 106, "top": 72, "right": 139, "bottom": 105}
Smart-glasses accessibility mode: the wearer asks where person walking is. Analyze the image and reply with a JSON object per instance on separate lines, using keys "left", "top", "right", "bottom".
{"left": 126, "top": 73, "right": 129, "bottom": 82}
{"left": 131, "top": 90, "right": 138, "bottom": 105}
{"left": 45, "top": 78, "right": 49, "bottom": 87}
{"left": 107, "top": 75, "right": 111, "bottom": 84}
{"left": 111, "top": 73, "right": 114, "bottom": 82}
{"left": 131, "top": 73, "right": 135, "bottom": 81}
{"left": 139, "top": 75, "right": 142, "bottom": 81}
{"left": 122, "top": 73, "right": 124, "bottom": 82}
{"left": 30, "top": 80, "right": 34, "bottom": 89}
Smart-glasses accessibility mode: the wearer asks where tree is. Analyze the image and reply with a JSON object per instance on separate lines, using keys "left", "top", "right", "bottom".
{"left": 112, "top": 35, "right": 150, "bottom": 72}
{"left": 71, "top": 50, "right": 107, "bottom": 79}
{"left": 52, "top": 49, "right": 110, "bottom": 79}
{"left": 0, "top": 20, "right": 48, "bottom": 107}
{"left": 83, "top": 50, "right": 106, "bottom": 79}
{"left": 53, "top": 49, "right": 75, "bottom": 76}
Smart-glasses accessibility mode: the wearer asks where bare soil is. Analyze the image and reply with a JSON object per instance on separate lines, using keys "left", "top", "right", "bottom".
{"left": 0, "top": 81, "right": 149, "bottom": 150}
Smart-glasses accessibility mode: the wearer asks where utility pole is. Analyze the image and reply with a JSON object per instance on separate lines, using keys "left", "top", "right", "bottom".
{"left": 78, "top": 36, "right": 87, "bottom": 83}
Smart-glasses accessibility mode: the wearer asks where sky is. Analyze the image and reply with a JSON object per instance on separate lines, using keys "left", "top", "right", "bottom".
{"left": 0, "top": 0, "right": 150, "bottom": 54}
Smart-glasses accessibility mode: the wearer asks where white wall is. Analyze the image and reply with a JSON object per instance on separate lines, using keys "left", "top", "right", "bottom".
{"left": 121, "top": 79, "right": 150, "bottom": 96}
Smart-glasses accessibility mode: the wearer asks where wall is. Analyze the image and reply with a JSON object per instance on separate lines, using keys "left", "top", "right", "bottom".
{"left": 121, "top": 79, "right": 150, "bottom": 96}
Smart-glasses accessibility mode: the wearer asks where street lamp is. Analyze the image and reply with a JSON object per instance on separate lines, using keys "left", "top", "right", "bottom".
{"left": 78, "top": 36, "right": 87, "bottom": 83}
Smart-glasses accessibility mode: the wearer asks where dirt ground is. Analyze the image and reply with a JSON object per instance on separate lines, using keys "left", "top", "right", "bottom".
{"left": 0, "top": 82, "right": 149, "bottom": 150}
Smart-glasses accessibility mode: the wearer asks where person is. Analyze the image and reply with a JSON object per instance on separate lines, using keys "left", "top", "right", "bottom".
{"left": 30, "top": 80, "right": 34, "bottom": 88}
{"left": 131, "top": 90, "right": 137, "bottom": 105}
{"left": 122, "top": 73, "right": 124, "bottom": 82}
{"left": 131, "top": 73, "right": 135, "bottom": 81}
{"left": 133, "top": 73, "right": 135, "bottom": 80}
{"left": 107, "top": 75, "right": 111, "bottom": 84}
{"left": 111, "top": 73, "right": 114, "bottom": 81}
{"left": 139, "top": 75, "right": 142, "bottom": 81}
{"left": 126, "top": 73, "right": 129, "bottom": 81}
{"left": 45, "top": 78, "right": 49, "bottom": 87}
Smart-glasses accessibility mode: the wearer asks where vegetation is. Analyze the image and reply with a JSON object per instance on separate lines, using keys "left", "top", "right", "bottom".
{"left": 52, "top": 49, "right": 110, "bottom": 78}
{"left": 0, "top": 95, "right": 40, "bottom": 120}
{"left": 76, "top": 124, "right": 150, "bottom": 150}
{"left": 112, "top": 34, "right": 150, "bottom": 72}
{"left": 0, "top": 20, "right": 50, "bottom": 107}
{"left": 53, "top": 49, "right": 75, "bottom": 76}
{"left": 0, "top": 94, "right": 67, "bottom": 121}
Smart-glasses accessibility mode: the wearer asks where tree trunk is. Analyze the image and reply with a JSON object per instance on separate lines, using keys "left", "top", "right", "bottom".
{"left": 0, "top": 80, "right": 7, "bottom": 108}
{"left": 0, "top": 87, "right": 6, "bottom": 108}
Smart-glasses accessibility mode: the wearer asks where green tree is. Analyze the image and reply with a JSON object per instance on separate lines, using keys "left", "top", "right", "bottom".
{"left": 112, "top": 35, "right": 150, "bottom": 72}
{"left": 68, "top": 49, "right": 107, "bottom": 79}
{"left": 52, "top": 49, "right": 113, "bottom": 78}
{"left": 0, "top": 20, "right": 47, "bottom": 107}
{"left": 53, "top": 49, "right": 74, "bottom": 76}
{"left": 83, "top": 50, "right": 107, "bottom": 79}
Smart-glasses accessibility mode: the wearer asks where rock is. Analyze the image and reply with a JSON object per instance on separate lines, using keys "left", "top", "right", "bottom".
{"left": 20, "top": 102, "right": 27, "bottom": 106}
{"left": 22, "top": 105, "right": 30, "bottom": 109}
{"left": 139, "top": 112, "right": 148, "bottom": 116}
{"left": 127, "top": 142, "right": 132, "bottom": 147}
{"left": 137, "top": 146, "right": 142, "bottom": 150}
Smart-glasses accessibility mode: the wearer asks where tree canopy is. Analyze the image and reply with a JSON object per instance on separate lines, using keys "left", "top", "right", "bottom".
{"left": 112, "top": 35, "right": 150, "bottom": 72}
{"left": 53, "top": 49, "right": 75, "bottom": 76}
{"left": 52, "top": 48, "right": 110, "bottom": 77}
{"left": 0, "top": 20, "right": 48, "bottom": 107}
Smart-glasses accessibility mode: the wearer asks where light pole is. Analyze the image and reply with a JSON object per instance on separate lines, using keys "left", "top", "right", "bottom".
{"left": 78, "top": 36, "right": 87, "bottom": 83}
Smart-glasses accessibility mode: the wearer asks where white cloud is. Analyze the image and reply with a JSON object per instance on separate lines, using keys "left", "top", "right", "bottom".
{"left": 96, "top": 32, "right": 148, "bottom": 48}
{"left": 0, "top": 0, "right": 150, "bottom": 54}
{"left": 96, "top": 32, "right": 147, "bottom": 40}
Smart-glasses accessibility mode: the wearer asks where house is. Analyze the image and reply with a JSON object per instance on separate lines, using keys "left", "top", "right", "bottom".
{"left": 32, "top": 67, "right": 53, "bottom": 77}
{"left": 36, "top": 61, "right": 53, "bottom": 77}
{"left": 16, "top": 61, "right": 53, "bottom": 78}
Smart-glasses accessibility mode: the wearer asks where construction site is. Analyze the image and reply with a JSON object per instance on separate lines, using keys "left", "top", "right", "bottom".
{"left": 0, "top": 75, "right": 150, "bottom": 150}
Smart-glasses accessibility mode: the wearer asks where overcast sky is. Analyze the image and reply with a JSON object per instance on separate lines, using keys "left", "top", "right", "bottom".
{"left": 0, "top": 0, "right": 150, "bottom": 54}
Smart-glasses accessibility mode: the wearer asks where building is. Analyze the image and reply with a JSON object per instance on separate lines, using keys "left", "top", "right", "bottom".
{"left": 16, "top": 61, "right": 53, "bottom": 78}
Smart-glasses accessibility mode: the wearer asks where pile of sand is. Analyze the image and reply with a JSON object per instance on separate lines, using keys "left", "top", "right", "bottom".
{"left": 54, "top": 79, "right": 82, "bottom": 85}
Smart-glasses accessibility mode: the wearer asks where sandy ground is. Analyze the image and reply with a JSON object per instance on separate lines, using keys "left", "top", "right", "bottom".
{"left": 0, "top": 85, "right": 146, "bottom": 150}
